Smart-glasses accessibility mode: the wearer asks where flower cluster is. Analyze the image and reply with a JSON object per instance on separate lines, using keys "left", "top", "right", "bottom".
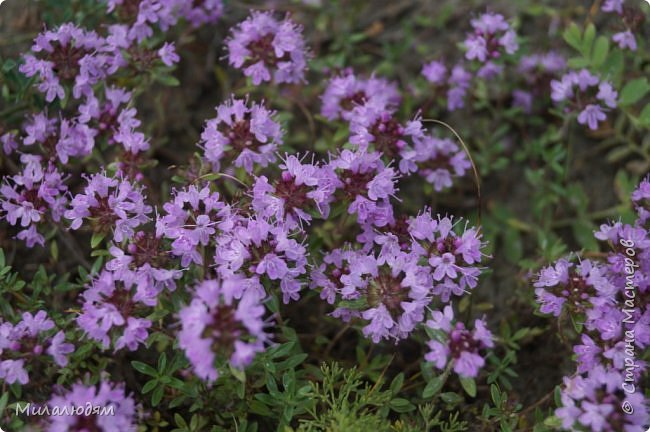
{"left": 215, "top": 216, "right": 308, "bottom": 303}
{"left": 463, "top": 12, "right": 518, "bottom": 75}
{"left": 156, "top": 185, "right": 234, "bottom": 267}
{"left": 535, "top": 178, "right": 650, "bottom": 430}
{"left": 65, "top": 172, "right": 152, "bottom": 243}
{"left": 551, "top": 69, "right": 618, "bottom": 130}
{"left": 425, "top": 306, "right": 493, "bottom": 378}
{"left": 178, "top": 279, "right": 268, "bottom": 382}
{"left": 512, "top": 52, "right": 566, "bottom": 112}
{"left": 399, "top": 135, "right": 471, "bottom": 192}
{"left": 311, "top": 209, "right": 486, "bottom": 343}
{"left": 200, "top": 97, "right": 283, "bottom": 174}
{"left": 0, "top": 311, "right": 74, "bottom": 384}
{"left": 252, "top": 154, "right": 338, "bottom": 229}
{"left": 327, "top": 149, "right": 398, "bottom": 227}
{"left": 47, "top": 381, "right": 136, "bottom": 431}
{"left": 19, "top": 24, "right": 115, "bottom": 102}
{"left": 226, "top": 11, "right": 308, "bottom": 85}
{"left": 77, "top": 269, "right": 156, "bottom": 351}
{"left": 320, "top": 70, "right": 401, "bottom": 121}
{"left": 0, "top": 155, "right": 68, "bottom": 247}
{"left": 601, "top": 0, "right": 642, "bottom": 51}
{"left": 106, "top": 0, "right": 223, "bottom": 41}
{"left": 421, "top": 61, "right": 473, "bottom": 111}
{"left": 556, "top": 366, "right": 648, "bottom": 432}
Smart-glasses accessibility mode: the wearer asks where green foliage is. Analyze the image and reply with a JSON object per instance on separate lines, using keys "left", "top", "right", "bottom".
{"left": 296, "top": 362, "right": 395, "bottom": 432}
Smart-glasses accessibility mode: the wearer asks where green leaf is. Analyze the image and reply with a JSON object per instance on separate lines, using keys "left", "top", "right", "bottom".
{"left": 389, "top": 373, "right": 404, "bottom": 395}
{"left": 591, "top": 36, "right": 609, "bottom": 67}
{"left": 490, "top": 384, "right": 501, "bottom": 406}
{"left": 175, "top": 413, "right": 189, "bottom": 429}
{"left": 422, "top": 375, "right": 444, "bottom": 398}
{"left": 581, "top": 23, "right": 596, "bottom": 57}
{"left": 389, "top": 398, "right": 415, "bottom": 413}
{"left": 554, "top": 386, "right": 562, "bottom": 407}
{"left": 562, "top": 22, "right": 582, "bottom": 52}
{"left": 567, "top": 57, "right": 590, "bottom": 69}
{"left": 142, "top": 379, "right": 159, "bottom": 394}
{"left": 50, "top": 240, "right": 59, "bottom": 262}
{"left": 91, "top": 232, "right": 105, "bottom": 249}
{"left": 503, "top": 227, "right": 522, "bottom": 264}
{"left": 155, "top": 73, "right": 180, "bottom": 86}
{"left": 619, "top": 78, "right": 650, "bottom": 106}
{"left": 158, "top": 352, "right": 167, "bottom": 372}
{"left": 0, "top": 392, "right": 8, "bottom": 414}
{"left": 131, "top": 361, "right": 158, "bottom": 377}
{"left": 599, "top": 49, "right": 624, "bottom": 79}
{"left": 230, "top": 363, "right": 246, "bottom": 383}
{"left": 440, "top": 392, "right": 463, "bottom": 405}
{"left": 572, "top": 220, "right": 598, "bottom": 250}
{"left": 151, "top": 385, "right": 164, "bottom": 407}
{"left": 459, "top": 376, "right": 477, "bottom": 397}
{"left": 639, "top": 103, "right": 650, "bottom": 127}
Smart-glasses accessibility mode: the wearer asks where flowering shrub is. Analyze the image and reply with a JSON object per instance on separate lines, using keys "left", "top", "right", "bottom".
{"left": 0, "top": 0, "right": 649, "bottom": 431}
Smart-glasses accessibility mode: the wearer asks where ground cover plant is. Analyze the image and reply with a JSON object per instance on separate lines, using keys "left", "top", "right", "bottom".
{"left": 0, "top": 0, "right": 649, "bottom": 431}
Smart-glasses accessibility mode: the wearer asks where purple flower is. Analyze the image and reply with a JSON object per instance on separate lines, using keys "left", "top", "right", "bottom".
{"left": 578, "top": 104, "right": 607, "bottom": 130}
{"left": 19, "top": 24, "right": 113, "bottom": 102}
{"left": 328, "top": 149, "right": 398, "bottom": 227}
{"left": 551, "top": 70, "right": 615, "bottom": 130}
{"left": 0, "top": 359, "right": 29, "bottom": 385}
{"left": 612, "top": 30, "right": 637, "bottom": 51}
{"left": 335, "top": 249, "right": 430, "bottom": 342}
{"left": 407, "top": 210, "right": 485, "bottom": 302}
{"left": 601, "top": 0, "right": 624, "bottom": 14}
{"left": 172, "top": 0, "right": 224, "bottom": 27}
{"left": 465, "top": 36, "right": 488, "bottom": 62}
{"left": 321, "top": 70, "right": 400, "bottom": 121}
{"left": 157, "top": 185, "right": 231, "bottom": 267}
{"left": 226, "top": 11, "right": 309, "bottom": 85}
{"left": 1, "top": 156, "right": 68, "bottom": 247}
{"left": 158, "top": 41, "right": 180, "bottom": 66}
{"left": 398, "top": 135, "right": 470, "bottom": 191}
{"left": 200, "top": 97, "right": 282, "bottom": 173}
{"left": 421, "top": 61, "right": 447, "bottom": 85}
{"left": 512, "top": 90, "right": 533, "bottom": 113}
{"left": 65, "top": 172, "right": 152, "bottom": 243}
{"left": 252, "top": 154, "right": 337, "bottom": 228}
{"left": 178, "top": 279, "right": 268, "bottom": 383}
{"left": 596, "top": 82, "right": 618, "bottom": 109}
{"left": 76, "top": 269, "right": 155, "bottom": 351}
{"left": 214, "top": 216, "right": 307, "bottom": 303}
{"left": 425, "top": 308, "right": 493, "bottom": 378}
{"left": 556, "top": 367, "right": 649, "bottom": 432}
{"left": 46, "top": 331, "right": 75, "bottom": 367}
{"left": 464, "top": 13, "right": 518, "bottom": 63}
{"left": 47, "top": 381, "right": 136, "bottom": 431}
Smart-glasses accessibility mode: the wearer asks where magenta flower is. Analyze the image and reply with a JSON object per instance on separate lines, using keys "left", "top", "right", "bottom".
{"left": 464, "top": 13, "right": 518, "bottom": 63}
{"left": 425, "top": 307, "right": 493, "bottom": 378}
{"left": 19, "top": 24, "right": 112, "bottom": 101}
{"left": 200, "top": 97, "right": 282, "bottom": 173}
{"left": 178, "top": 279, "right": 268, "bottom": 383}
{"left": 321, "top": 70, "right": 400, "bottom": 121}
{"left": 65, "top": 172, "right": 151, "bottom": 243}
{"left": 47, "top": 381, "right": 136, "bottom": 431}
{"left": 214, "top": 216, "right": 307, "bottom": 303}
{"left": 612, "top": 30, "right": 637, "bottom": 51}
{"left": 0, "top": 311, "right": 74, "bottom": 384}
{"left": 252, "top": 154, "right": 337, "bottom": 228}
{"left": 156, "top": 185, "right": 232, "bottom": 267}
{"left": 76, "top": 269, "right": 155, "bottom": 351}
{"left": 226, "top": 11, "right": 309, "bottom": 85}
